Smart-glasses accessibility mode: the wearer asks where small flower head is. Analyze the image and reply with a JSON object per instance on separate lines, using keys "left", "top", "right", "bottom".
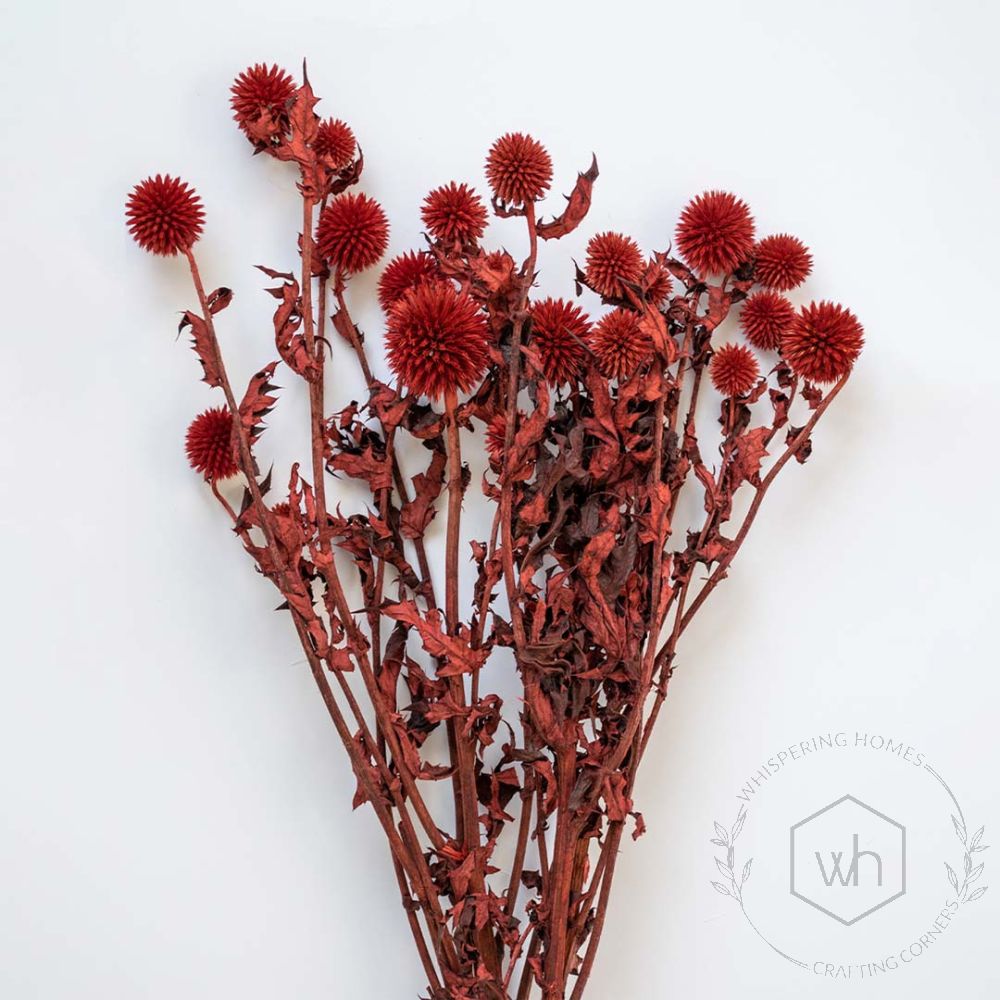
{"left": 126, "top": 175, "right": 205, "bottom": 256}
{"left": 590, "top": 309, "right": 651, "bottom": 380}
{"left": 642, "top": 260, "right": 674, "bottom": 306}
{"left": 485, "top": 412, "right": 511, "bottom": 466}
{"left": 378, "top": 251, "right": 439, "bottom": 313}
{"left": 584, "top": 232, "right": 644, "bottom": 299}
{"left": 185, "top": 407, "right": 239, "bottom": 481}
{"left": 485, "top": 133, "right": 553, "bottom": 205}
{"left": 421, "top": 182, "right": 489, "bottom": 244}
{"left": 710, "top": 343, "right": 760, "bottom": 397}
{"left": 753, "top": 234, "right": 813, "bottom": 291}
{"left": 528, "top": 297, "right": 592, "bottom": 385}
{"left": 316, "top": 193, "right": 389, "bottom": 274}
{"left": 314, "top": 118, "right": 356, "bottom": 169}
{"left": 230, "top": 63, "right": 296, "bottom": 147}
{"left": 740, "top": 290, "right": 796, "bottom": 351}
{"left": 782, "top": 301, "right": 864, "bottom": 384}
{"left": 675, "top": 191, "right": 755, "bottom": 275}
{"left": 386, "top": 283, "right": 489, "bottom": 399}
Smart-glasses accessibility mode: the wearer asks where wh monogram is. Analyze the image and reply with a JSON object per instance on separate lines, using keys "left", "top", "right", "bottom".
{"left": 815, "top": 834, "right": 884, "bottom": 887}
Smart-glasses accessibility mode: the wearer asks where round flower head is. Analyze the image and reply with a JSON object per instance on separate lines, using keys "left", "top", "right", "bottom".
{"left": 740, "top": 290, "right": 796, "bottom": 351}
{"left": 485, "top": 412, "right": 510, "bottom": 466}
{"left": 782, "top": 301, "right": 864, "bottom": 384}
{"left": 754, "top": 234, "right": 813, "bottom": 291}
{"left": 316, "top": 193, "right": 389, "bottom": 274}
{"left": 590, "top": 309, "right": 651, "bottom": 380}
{"left": 378, "top": 251, "right": 439, "bottom": 313}
{"left": 230, "top": 63, "right": 296, "bottom": 146}
{"left": 710, "top": 343, "right": 760, "bottom": 397}
{"left": 584, "top": 232, "right": 644, "bottom": 299}
{"left": 642, "top": 261, "right": 674, "bottom": 306}
{"left": 421, "top": 182, "right": 489, "bottom": 244}
{"left": 528, "top": 298, "right": 592, "bottom": 385}
{"left": 186, "top": 407, "right": 239, "bottom": 481}
{"left": 314, "top": 118, "right": 356, "bottom": 169}
{"left": 386, "top": 283, "right": 489, "bottom": 399}
{"left": 675, "top": 191, "right": 755, "bottom": 275}
{"left": 485, "top": 133, "right": 553, "bottom": 205}
{"left": 126, "top": 175, "right": 205, "bottom": 256}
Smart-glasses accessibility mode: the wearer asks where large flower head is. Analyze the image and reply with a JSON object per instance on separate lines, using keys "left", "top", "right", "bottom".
{"left": 528, "top": 297, "right": 592, "bottom": 385}
{"left": 485, "top": 133, "right": 553, "bottom": 205}
{"left": 753, "top": 234, "right": 813, "bottom": 291}
{"left": 316, "top": 193, "right": 389, "bottom": 274}
{"left": 782, "top": 301, "right": 864, "bottom": 384}
{"left": 421, "top": 182, "right": 488, "bottom": 244}
{"left": 185, "top": 407, "right": 239, "bottom": 481}
{"left": 230, "top": 63, "right": 296, "bottom": 147}
{"left": 740, "top": 290, "right": 796, "bottom": 351}
{"left": 314, "top": 118, "right": 356, "bottom": 169}
{"left": 126, "top": 175, "right": 205, "bottom": 256}
{"left": 590, "top": 309, "right": 651, "bottom": 380}
{"left": 386, "top": 283, "right": 489, "bottom": 399}
{"left": 584, "top": 232, "right": 644, "bottom": 299}
{"left": 710, "top": 343, "right": 760, "bottom": 397}
{"left": 675, "top": 191, "right": 755, "bottom": 275}
{"left": 378, "top": 251, "right": 439, "bottom": 313}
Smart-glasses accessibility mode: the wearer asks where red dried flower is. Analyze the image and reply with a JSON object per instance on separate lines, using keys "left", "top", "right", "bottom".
{"left": 675, "top": 191, "right": 755, "bottom": 275}
{"left": 740, "top": 290, "right": 796, "bottom": 351}
{"left": 590, "top": 309, "right": 651, "bottom": 380}
{"left": 378, "top": 251, "right": 439, "bottom": 313}
{"left": 230, "top": 63, "right": 296, "bottom": 145}
{"left": 528, "top": 298, "right": 592, "bottom": 385}
{"left": 126, "top": 175, "right": 205, "bottom": 256}
{"left": 386, "top": 283, "right": 489, "bottom": 398}
{"left": 754, "top": 234, "right": 813, "bottom": 291}
{"left": 485, "top": 133, "right": 553, "bottom": 206}
{"left": 421, "top": 182, "right": 489, "bottom": 244}
{"left": 485, "top": 412, "right": 509, "bottom": 465}
{"left": 782, "top": 301, "right": 864, "bottom": 384}
{"left": 185, "top": 407, "right": 239, "bottom": 481}
{"left": 584, "top": 232, "right": 644, "bottom": 299}
{"left": 642, "top": 260, "right": 674, "bottom": 306}
{"left": 316, "top": 193, "right": 389, "bottom": 274}
{"left": 314, "top": 118, "right": 356, "bottom": 169}
{"left": 710, "top": 343, "right": 760, "bottom": 397}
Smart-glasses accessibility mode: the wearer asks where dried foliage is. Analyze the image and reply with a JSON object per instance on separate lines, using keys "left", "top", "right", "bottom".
{"left": 128, "top": 61, "right": 864, "bottom": 1000}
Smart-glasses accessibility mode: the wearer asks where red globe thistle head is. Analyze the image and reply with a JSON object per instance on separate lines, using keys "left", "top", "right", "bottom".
{"left": 421, "top": 182, "right": 489, "bottom": 245}
{"left": 485, "top": 133, "right": 553, "bottom": 206}
{"left": 590, "top": 309, "right": 651, "bottom": 381}
{"left": 642, "top": 260, "right": 674, "bottom": 306}
{"left": 378, "top": 251, "right": 439, "bottom": 313}
{"left": 314, "top": 118, "right": 356, "bottom": 169}
{"left": 740, "top": 290, "right": 796, "bottom": 351}
{"left": 386, "top": 283, "right": 490, "bottom": 399}
{"left": 230, "top": 63, "right": 296, "bottom": 147}
{"left": 126, "top": 175, "right": 205, "bottom": 256}
{"left": 782, "top": 301, "right": 864, "bottom": 384}
{"left": 485, "top": 411, "right": 524, "bottom": 466}
{"left": 316, "top": 193, "right": 389, "bottom": 274}
{"left": 710, "top": 343, "right": 760, "bottom": 397}
{"left": 753, "top": 233, "right": 813, "bottom": 291}
{"left": 675, "top": 190, "right": 755, "bottom": 275}
{"left": 185, "top": 406, "right": 239, "bottom": 481}
{"left": 584, "top": 232, "right": 644, "bottom": 299}
{"left": 528, "top": 297, "right": 592, "bottom": 385}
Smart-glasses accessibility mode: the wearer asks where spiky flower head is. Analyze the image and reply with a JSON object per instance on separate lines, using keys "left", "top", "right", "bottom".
{"left": 753, "top": 234, "right": 813, "bottom": 291}
{"left": 584, "top": 232, "right": 644, "bottom": 299}
{"left": 378, "top": 251, "right": 439, "bottom": 313}
{"left": 421, "top": 182, "right": 489, "bottom": 244}
{"left": 528, "top": 298, "right": 592, "bottom": 385}
{"left": 126, "top": 175, "right": 205, "bottom": 256}
{"left": 740, "top": 290, "right": 796, "bottom": 351}
{"left": 185, "top": 407, "right": 239, "bottom": 481}
{"left": 314, "top": 118, "right": 356, "bottom": 169}
{"left": 230, "top": 63, "right": 296, "bottom": 148}
{"left": 485, "top": 133, "right": 553, "bottom": 206}
{"left": 316, "top": 193, "right": 389, "bottom": 274}
{"left": 590, "top": 309, "right": 651, "bottom": 380}
{"left": 782, "top": 301, "right": 864, "bottom": 384}
{"left": 675, "top": 190, "right": 755, "bottom": 275}
{"left": 710, "top": 343, "right": 760, "bottom": 397}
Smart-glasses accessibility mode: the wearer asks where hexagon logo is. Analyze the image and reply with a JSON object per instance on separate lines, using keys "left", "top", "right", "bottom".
{"left": 790, "top": 794, "right": 905, "bottom": 925}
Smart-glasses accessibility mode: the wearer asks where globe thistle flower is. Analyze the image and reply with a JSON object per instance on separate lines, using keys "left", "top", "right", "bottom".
{"left": 642, "top": 260, "right": 674, "bottom": 306}
{"left": 485, "top": 133, "right": 553, "bottom": 205}
{"left": 185, "top": 407, "right": 239, "bottom": 481}
{"left": 584, "top": 232, "right": 644, "bottom": 299}
{"left": 528, "top": 297, "right": 592, "bottom": 385}
{"left": 125, "top": 175, "right": 205, "bottom": 256}
{"left": 378, "top": 251, "right": 439, "bottom": 313}
{"left": 421, "top": 182, "right": 489, "bottom": 244}
{"left": 675, "top": 191, "right": 755, "bottom": 275}
{"left": 740, "top": 290, "right": 796, "bottom": 351}
{"left": 386, "top": 283, "right": 489, "bottom": 399}
{"left": 230, "top": 63, "right": 296, "bottom": 146}
{"left": 316, "top": 193, "right": 389, "bottom": 274}
{"left": 590, "top": 309, "right": 651, "bottom": 380}
{"left": 314, "top": 118, "right": 356, "bottom": 169}
{"left": 753, "top": 234, "right": 813, "bottom": 291}
{"left": 782, "top": 301, "right": 864, "bottom": 384}
{"left": 710, "top": 343, "right": 760, "bottom": 397}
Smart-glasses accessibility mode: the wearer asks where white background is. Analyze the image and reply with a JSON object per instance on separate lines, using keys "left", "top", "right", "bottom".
{"left": 2, "top": 0, "right": 999, "bottom": 996}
